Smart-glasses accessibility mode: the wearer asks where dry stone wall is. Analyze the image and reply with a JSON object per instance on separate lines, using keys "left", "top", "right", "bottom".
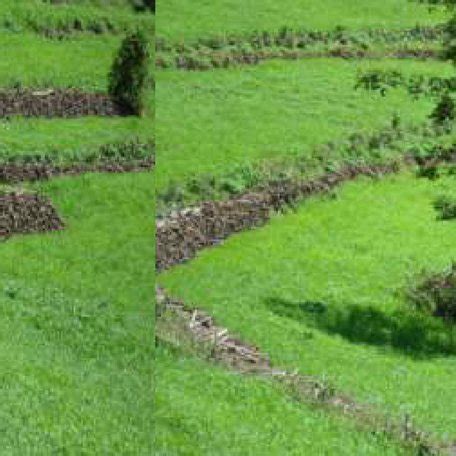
{"left": 0, "top": 192, "right": 64, "bottom": 238}
{"left": 0, "top": 89, "right": 122, "bottom": 118}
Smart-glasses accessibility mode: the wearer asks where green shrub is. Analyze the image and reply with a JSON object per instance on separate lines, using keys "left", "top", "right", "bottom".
{"left": 407, "top": 263, "right": 456, "bottom": 323}
{"left": 108, "top": 31, "right": 150, "bottom": 116}
{"left": 132, "top": 0, "right": 155, "bottom": 12}
{"left": 429, "top": 92, "right": 455, "bottom": 124}
{"left": 416, "top": 165, "right": 441, "bottom": 180}
{"left": 443, "top": 15, "right": 456, "bottom": 64}
{"left": 434, "top": 194, "right": 456, "bottom": 219}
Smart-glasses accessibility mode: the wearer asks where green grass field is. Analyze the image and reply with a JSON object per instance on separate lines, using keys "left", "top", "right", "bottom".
{"left": 0, "top": 29, "right": 153, "bottom": 161}
{"left": 0, "top": 172, "right": 154, "bottom": 452}
{"left": 157, "top": 58, "right": 452, "bottom": 193}
{"left": 158, "top": 171, "right": 456, "bottom": 441}
{"left": 155, "top": 346, "right": 412, "bottom": 456}
{"left": 155, "top": 1, "right": 456, "bottom": 451}
{"left": 0, "top": 0, "right": 153, "bottom": 36}
{"left": 158, "top": 0, "right": 445, "bottom": 42}
{"left": 0, "top": 2, "right": 155, "bottom": 451}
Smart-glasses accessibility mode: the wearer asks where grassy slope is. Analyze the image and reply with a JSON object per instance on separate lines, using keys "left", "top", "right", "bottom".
{"left": 158, "top": 172, "right": 456, "bottom": 440}
{"left": 0, "top": 33, "right": 122, "bottom": 90}
{"left": 157, "top": 58, "right": 452, "bottom": 191}
{"left": 0, "top": 0, "right": 153, "bottom": 34}
{"left": 155, "top": 347, "right": 410, "bottom": 456}
{"left": 0, "top": 32, "right": 154, "bottom": 160}
{"left": 0, "top": 172, "right": 154, "bottom": 452}
{"left": 158, "top": 0, "right": 445, "bottom": 42}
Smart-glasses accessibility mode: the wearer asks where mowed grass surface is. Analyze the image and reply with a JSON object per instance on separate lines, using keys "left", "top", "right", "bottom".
{"left": 0, "top": 172, "right": 154, "bottom": 452}
{"left": 157, "top": 58, "right": 452, "bottom": 192}
{"left": 0, "top": 33, "right": 123, "bottom": 90}
{"left": 155, "top": 347, "right": 410, "bottom": 456}
{"left": 158, "top": 0, "right": 445, "bottom": 42}
{"left": 0, "top": 32, "right": 154, "bottom": 160}
{"left": 158, "top": 172, "right": 456, "bottom": 440}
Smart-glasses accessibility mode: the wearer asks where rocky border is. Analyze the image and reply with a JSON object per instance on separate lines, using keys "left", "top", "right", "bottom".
{"left": 156, "top": 286, "right": 456, "bottom": 455}
{"left": 156, "top": 150, "right": 456, "bottom": 272}
{"left": 156, "top": 25, "right": 443, "bottom": 71}
{"left": 0, "top": 89, "right": 123, "bottom": 118}
{"left": 156, "top": 162, "right": 400, "bottom": 271}
{"left": 0, "top": 192, "right": 64, "bottom": 238}
{"left": 0, "top": 156, "right": 155, "bottom": 184}
{"left": 156, "top": 25, "right": 442, "bottom": 53}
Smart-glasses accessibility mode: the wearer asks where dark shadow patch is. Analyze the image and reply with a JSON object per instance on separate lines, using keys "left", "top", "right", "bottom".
{"left": 265, "top": 296, "right": 456, "bottom": 358}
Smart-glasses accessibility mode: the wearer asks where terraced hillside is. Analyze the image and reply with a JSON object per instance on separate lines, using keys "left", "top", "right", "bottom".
{"left": 156, "top": 1, "right": 456, "bottom": 454}
{"left": 0, "top": 2, "right": 154, "bottom": 452}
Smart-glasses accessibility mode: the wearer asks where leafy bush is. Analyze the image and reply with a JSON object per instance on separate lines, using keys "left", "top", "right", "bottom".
{"left": 132, "top": 0, "right": 155, "bottom": 12}
{"left": 443, "top": 15, "right": 456, "bottom": 64}
{"left": 355, "top": 70, "right": 404, "bottom": 96}
{"left": 108, "top": 31, "right": 150, "bottom": 116}
{"left": 407, "top": 263, "right": 456, "bottom": 323}
{"left": 429, "top": 92, "right": 455, "bottom": 124}
{"left": 434, "top": 194, "right": 456, "bottom": 219}
{"left": 416, "top": 165, "right": 441, "bottom": 180}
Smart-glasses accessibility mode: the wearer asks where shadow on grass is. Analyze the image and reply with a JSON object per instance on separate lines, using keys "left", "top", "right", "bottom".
{"left": 265, "top": 297, "right": 456, "bottom": 359}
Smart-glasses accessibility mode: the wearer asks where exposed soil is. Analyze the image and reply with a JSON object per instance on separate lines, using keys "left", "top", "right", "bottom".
{"left": 0, "top": 156, "right": 155, "bottom": 184}
{"left": 0, "top": 192, "right": 64, "bottom": 238}
{"left": 156, "top": 286, "right": 456, "bottom": 455}
{"left": 0, "top": 89, "right": 123, "bottom": 118}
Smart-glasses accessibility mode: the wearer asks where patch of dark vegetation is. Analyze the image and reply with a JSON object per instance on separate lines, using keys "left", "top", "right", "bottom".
{"left": 43, "top": 0, "right": 155, "bottom": 13}
{"left": 407, "top": 264, "right": 456, "bottom": 323}
{"left": 0, "top": 192, "right": 64, "bottom": 238}
{"left": 156, "top": 25, "right": 442, "bottom": 70}
{"left": 416, "top": 164, "right": 443, "bottom": 179}
{"left": 266, "top": 297, "right": 456, "bottom": 358}
{"left": 109, "top": 31, "right": 151, "bottom": 116}
{"left": 0, "top": 88, "right": 122, "bottom": 118}
{"left": 434, "top": 194, "right": 456, "bottom": 219}
{"left": 0, "top": 139, "right": 155, "bottom": 183}
{"left": 356, "top": 70, "right": 456, "bottom": 99}
{"left": 131, "top": 0, "right": 155, "bottom": 13}
{"left": 430, "top": 92, "right": 456, "bottom": 124}
{"left": 443, "top": 14, "right": 456, "bottom": 64}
